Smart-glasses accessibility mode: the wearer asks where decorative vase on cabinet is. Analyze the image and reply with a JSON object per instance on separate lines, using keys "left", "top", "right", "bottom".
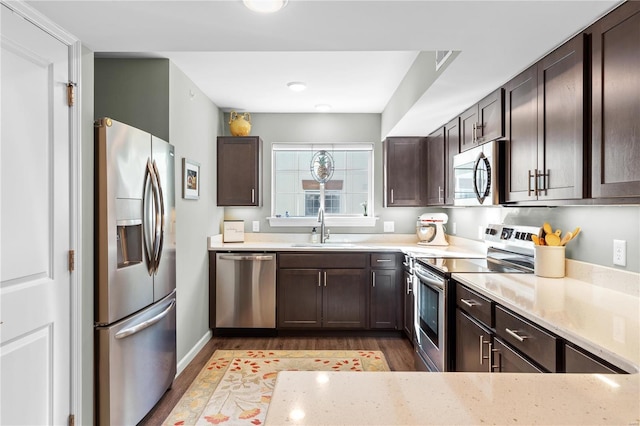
{"left": 228, "top": 111, "right": 252, "bottom": 136}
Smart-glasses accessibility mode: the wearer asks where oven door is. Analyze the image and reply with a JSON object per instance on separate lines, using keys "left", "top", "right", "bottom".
{"left": 414, "top": 264, "right": 446, "bottom": 371}
{"left": 453, "top": 140, "right": 501, "bottom": 206}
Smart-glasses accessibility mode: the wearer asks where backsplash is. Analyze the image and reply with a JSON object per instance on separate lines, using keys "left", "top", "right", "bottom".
{"left": 444, "top": 205, "right": 640, "bottom": 273}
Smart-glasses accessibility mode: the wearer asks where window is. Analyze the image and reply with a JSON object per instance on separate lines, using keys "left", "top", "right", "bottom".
{"left": 271, "top": 143, "right": 374, "bottom": 226}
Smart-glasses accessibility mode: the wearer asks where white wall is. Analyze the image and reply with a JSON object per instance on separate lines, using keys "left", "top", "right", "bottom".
{"left": 169, "top": 63, "right": 224, "bottom": 366}
{"left": 223, "top": 112, "right": 429, "bottom": 235}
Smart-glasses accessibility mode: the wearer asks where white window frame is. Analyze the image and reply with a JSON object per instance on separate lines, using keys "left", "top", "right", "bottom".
{"left": 268, "top": 143, "right": 376, "bottom": 227}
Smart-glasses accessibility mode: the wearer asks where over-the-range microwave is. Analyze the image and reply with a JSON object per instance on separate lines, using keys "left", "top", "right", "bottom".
{"left": 453, "top": 140, "right": 503, "bottom": 206}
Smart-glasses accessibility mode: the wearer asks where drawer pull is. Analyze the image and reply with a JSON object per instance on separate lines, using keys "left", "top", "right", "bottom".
{"left": 460, "top": 298, "right": 478, "bottom": 308}
{"left": 505, "top": 327, "right": 528, "bottom": 342}
{"left": 376, "top": 259, "right": 392, "bottom": 262}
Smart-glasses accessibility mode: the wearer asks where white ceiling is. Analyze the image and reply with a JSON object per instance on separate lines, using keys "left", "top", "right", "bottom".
{"left": 26, "top": 0, "right": 621, "bottom": 136}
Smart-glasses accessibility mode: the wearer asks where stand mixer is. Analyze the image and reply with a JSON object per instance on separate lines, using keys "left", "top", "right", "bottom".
{"left": 416, "top": 213, "right": 449, "bottom": 246}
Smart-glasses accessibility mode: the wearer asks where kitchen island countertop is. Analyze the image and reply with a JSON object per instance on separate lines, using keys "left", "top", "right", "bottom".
{"left": 265, "top": 370, "right": 640, "bottom": 425}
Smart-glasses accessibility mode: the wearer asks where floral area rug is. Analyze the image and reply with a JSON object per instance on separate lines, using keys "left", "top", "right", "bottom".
{"left": 163, "top": 349, "right": 390, "bottom": 426}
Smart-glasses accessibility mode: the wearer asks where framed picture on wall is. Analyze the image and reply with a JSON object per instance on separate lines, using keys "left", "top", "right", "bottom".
{"left": 182, "top": 158, "right": 200, "bottom": 200}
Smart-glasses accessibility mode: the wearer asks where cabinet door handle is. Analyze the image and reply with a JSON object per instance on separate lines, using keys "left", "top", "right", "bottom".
{"left": 251, "top": 189, "right": 255, "bottom": 203}
{"left": 390, "top": 189, "right": 394, "bottom": 204}
{"left": 406, "top": 277, "right": 412, "bottom": 294}
{"left": 324, "top": 271, "right": 327, "bottom": 287}
{"left": 318, "top": 271, "right": 322, "bottom": 287}
{"left": 438, "top": 186, "right": 443, "bottom": 203}
{"left": 505, "top": 328, "right": 528, "bottom": 342}
{"left": 472, "top": 122, "right": 477, "bottom": 143}
{"left": 528, "top": 170, "right": 535, "bottom": 196}
{"left": 372, "top": 271, "right": 376, "bottom": 287}
{"left": 479, "top": 336, "right": 491, "bottom": 367}
{"left": 376, "top": 259, "right": 392, "bottom": 263}
{"left": 460, "top": 298, "right": 478, "bottom": 308}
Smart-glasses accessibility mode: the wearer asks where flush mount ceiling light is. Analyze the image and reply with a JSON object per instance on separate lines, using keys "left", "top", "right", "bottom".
{"left": 315, "top": 104, "right": 332, "bottom": 112}
{"left": 243, "top": 0, "right": 288, "bottom": 13}
{"left": 287, "top": 81, "right": 307, "bottom": 92}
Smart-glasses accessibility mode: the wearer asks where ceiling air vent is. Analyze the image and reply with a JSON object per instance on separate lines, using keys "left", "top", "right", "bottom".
{"left": 435, "top": 50, "right": 453, "bottom": 71}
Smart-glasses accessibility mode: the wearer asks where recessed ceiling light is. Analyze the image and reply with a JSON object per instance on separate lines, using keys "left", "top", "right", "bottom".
{"left": 287, "top": 81, "right": 307, "bottom": 92}
{"left": 315, "top": 104, "right": 332, "bottom": 112}
{"left": 243, "top": 0, "right": 288, "bottom": 13}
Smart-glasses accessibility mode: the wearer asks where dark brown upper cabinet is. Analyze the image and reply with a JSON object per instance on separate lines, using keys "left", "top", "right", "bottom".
{"left": 460, "top": 88, "right": 505, "bottom": 152}
{"left": 217, "top": 136, "right": 262, "bottom": 206}
{"left": 504, "top": 34, "right": 586, "bottom": 203}
{"left": 383, "top": 137, "right": 427, "bottom": 207}
{"left": 445, "top": 117, "right": 460, "bottom": 205}
{"left": 426, "top": 126, "right": 446, "bottom": 206}
{"left": 590, "top": 1, "right": 640, "bottom": 199}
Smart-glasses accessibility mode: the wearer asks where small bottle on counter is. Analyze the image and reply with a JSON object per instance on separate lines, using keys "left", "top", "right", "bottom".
{"left": 311, "top": 227, "right": 318, "bottom": 243}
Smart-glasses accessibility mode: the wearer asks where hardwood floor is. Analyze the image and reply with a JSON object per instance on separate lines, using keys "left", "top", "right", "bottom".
{"left": 139, "top": 334, "right": 418, "bottom": 425}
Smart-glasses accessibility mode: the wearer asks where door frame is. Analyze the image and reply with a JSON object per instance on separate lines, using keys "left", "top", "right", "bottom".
{"left": 1, "top": 0, "right": 83, "bottom": 422}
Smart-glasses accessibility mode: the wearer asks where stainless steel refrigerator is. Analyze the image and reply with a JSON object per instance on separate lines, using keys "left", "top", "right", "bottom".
{"left": 94, "top": 118, "right": 176, "bottom": 425}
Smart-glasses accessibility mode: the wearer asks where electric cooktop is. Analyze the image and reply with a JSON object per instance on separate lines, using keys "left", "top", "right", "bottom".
{"left": 415, "top": 223, "right": 540, "bottom": 275}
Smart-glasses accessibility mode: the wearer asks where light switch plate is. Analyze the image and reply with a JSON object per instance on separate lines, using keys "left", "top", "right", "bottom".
{"left": 252, "top": 220, "right": 260, "bottom": 232}
{"left": 383, "top": 221, "right": 394, "bottom": 233}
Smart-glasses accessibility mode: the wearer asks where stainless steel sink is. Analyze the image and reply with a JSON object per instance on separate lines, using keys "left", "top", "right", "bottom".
{"left": 291, "top": 242, "right": 359, "bottom": 248}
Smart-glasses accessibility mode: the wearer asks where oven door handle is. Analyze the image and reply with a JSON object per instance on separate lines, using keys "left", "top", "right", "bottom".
{"left": 415, "top": 268, "right": 444, "bottom": 291}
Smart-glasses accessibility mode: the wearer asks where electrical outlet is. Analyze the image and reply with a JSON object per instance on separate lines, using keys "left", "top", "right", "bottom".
{"left": 478, "top": 225, "right": 485, "bottom": 240}
{"left": 613, "top": 239, "right": 626, "bottom": 266}
{"left": 451, "top": 222, "right": 457, "bottom": 235}
{"left": 252, "top": 220, "right": 260, "bottom": 232}
{"left": 383, "top": 221, "right": 394, "bottom": 233}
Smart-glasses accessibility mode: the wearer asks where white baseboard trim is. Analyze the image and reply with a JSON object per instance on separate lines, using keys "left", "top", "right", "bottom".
{"left": 176, "top": 329, "right": 212, "bottom": 376}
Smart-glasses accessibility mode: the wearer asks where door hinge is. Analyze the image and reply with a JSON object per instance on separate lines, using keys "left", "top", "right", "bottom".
{"left": 67, "top": 82, "right": 76, "bottom": 107}
{"left": 68, "top": 250, "right": 75, "bottom": 272}
{"left": 68, "top": 414, "right": 75, "bottom": 426}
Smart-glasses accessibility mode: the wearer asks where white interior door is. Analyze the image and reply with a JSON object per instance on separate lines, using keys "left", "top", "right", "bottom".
{"left": 1, "top": 4, "right": 72, "bottom": 425}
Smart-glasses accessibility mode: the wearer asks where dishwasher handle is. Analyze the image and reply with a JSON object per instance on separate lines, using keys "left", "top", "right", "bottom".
{"left": 218, "top": 254, "right": 275, "bottom": 261}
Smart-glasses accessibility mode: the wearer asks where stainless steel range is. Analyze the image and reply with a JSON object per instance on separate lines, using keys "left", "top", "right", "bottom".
{"left": 413, "top": 224, "right": 539, "bottom": 372}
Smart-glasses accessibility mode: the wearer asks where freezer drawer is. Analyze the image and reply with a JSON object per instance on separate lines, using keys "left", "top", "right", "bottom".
{"left": 95, "top": 290, "right": 176, "bottom": 426}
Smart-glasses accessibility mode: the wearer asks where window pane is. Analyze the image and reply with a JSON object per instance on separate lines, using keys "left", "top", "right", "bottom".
{"left": 272, "top": 144, "right": 373, "bottom": 218}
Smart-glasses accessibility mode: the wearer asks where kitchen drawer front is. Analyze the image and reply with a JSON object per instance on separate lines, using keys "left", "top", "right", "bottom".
{"left": 495, "top": 305, "right": 558, "bottom": 372}
{"left": 565, "top": 344, "right": 620, "bottom": 374}
{"left": 370, "top": 253, "right": 398, "bottom": 268}
{"left": 493, "top": 338, "right": 544, "bottom": 373}
{"left": 278, "top": 253, "right": 368, "bottom": 269}
{"left": 456, "top": 283, "right": 493, "bottom": 328}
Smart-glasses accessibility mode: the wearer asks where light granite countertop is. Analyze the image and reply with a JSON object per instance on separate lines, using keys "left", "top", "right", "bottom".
{"left": 452, "top": 270, "right": 640, "bottom": 372}
{"left": 208, "top": 233, "right": 486, "bottom": 258}
{"left": 210, "top": 232, "right": 640, "bottom": 425}
{"left": 265, "top": 371, "right": 640, "bottom": 425}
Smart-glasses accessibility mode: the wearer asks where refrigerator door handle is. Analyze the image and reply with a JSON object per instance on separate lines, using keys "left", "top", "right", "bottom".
{"left": 115, "top": 299, "right": 176, "bottom": 339}
{"left": 152, "top": 160, "right": 165, "bottom": 271}
{"left": 142, "top": 159, "right": 157, "bottom": 275}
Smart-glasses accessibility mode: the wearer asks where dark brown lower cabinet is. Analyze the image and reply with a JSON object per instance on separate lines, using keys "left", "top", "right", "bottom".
{"left": 277, "top": 268, "right": 367, "bottom": 329}
{"left": 370, "top": 269, "right": 398, "bottom": 329}
{"left": 493, "top": 338, "right": 543, "bottom": 373}
{"left": 323, "top": 269, "right": 367, "bottom": 328}
{"left": 455, "top": 309, "right": 493, "bottom": 372}
{"left": 565, "top": 344, "right": 619, "bottom": 374}
{"left": 277, "top": 269, "right": 322, "bottom": 328}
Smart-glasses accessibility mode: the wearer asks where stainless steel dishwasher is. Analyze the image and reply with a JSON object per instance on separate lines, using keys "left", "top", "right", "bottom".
{"left": 215, "top": 253, "right": 276, "bottom": 328}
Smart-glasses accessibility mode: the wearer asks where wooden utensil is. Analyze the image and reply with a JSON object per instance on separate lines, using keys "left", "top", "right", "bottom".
{"left": 545, "top": 233, "right": 561, "bottom": 246}
{"left": 560, "top": 231, "right": 573, "bottom": 246}
{"left": 571, "top": 226, "right": 581, "bottom": 240}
